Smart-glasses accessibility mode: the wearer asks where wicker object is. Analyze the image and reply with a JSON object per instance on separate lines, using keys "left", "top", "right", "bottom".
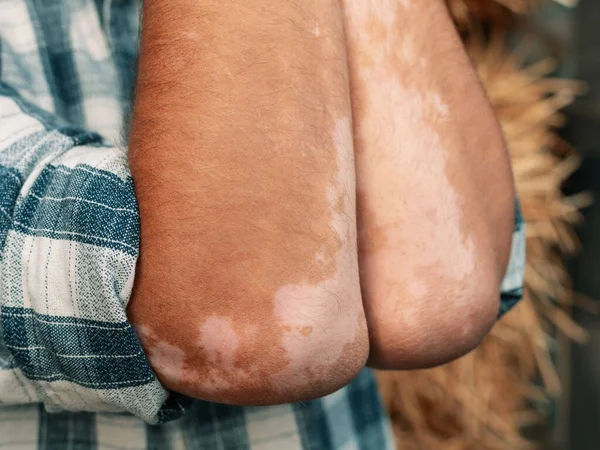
{"left": 377, "top": 2, "right": 587, "bottom": 449}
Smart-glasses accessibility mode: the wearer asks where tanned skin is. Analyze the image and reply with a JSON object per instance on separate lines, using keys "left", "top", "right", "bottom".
{"left": 127, "top": 0, "right": 514, "bottom": 405}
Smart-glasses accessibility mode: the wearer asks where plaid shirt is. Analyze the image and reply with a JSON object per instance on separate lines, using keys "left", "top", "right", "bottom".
{"left": 0, "top": 0, "right": 526, "bottom": 448}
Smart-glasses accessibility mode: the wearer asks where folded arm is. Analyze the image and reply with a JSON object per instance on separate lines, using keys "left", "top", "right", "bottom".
{"left": 127, "top": 0, "right": 369, "bottom": 405}
{"left": 343, "top": 0, "right": 517, "bottom": 368}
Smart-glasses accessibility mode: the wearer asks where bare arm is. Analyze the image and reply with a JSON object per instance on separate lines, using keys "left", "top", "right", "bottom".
{"left": 343, "top": 0, "right": 514, "bottom": 368}
{"left": 127, "top": 0, "right": 368, "bottom": 405}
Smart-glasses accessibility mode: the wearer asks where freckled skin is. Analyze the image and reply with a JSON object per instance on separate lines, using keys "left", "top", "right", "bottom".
{"left": 342, "top": 0, "right": 515, "bottom": 368}
{"left": 128, "top": 0, "right": 368, "bottom": 404}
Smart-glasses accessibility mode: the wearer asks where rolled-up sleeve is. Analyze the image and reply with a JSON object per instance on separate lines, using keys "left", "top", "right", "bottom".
{"left": 0, "top": 84, "right": 188, "bottom": 424}
{"left": 498, "top": 199, "right": 526, "bottom": 317}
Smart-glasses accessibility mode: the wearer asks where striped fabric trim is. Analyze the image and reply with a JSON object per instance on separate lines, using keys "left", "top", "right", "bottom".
{"left": 2, "top": 306, "right": 154, "bottom": 389}
{"left": 14, "top": 164, "right": 138, "bottom": 256}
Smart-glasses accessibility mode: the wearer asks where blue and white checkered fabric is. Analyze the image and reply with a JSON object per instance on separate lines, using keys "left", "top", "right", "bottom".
{"left": 0, "top": 0, "right": 525, "bottom": 448}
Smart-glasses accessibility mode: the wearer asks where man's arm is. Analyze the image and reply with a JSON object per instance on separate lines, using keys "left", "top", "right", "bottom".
{"left": 127, "top": 0, "right": 368, "bottom": 405}
{"left": 343, "top": 0, "right": 516, "bottom": 369}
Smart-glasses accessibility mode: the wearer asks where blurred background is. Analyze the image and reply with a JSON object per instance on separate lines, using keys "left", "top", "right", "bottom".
{"left": 377, "top": 1, "right": 600, "bottom": 449}
{"left": 562, "top": 0, "right": 600, "bottom": 448}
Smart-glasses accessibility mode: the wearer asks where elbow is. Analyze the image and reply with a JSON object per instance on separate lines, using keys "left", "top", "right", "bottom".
{"left": 362, "top": 145, "right": 514, "bottom": 370}
{"left": 366, "top": 258, "right": 501, "bottom": 370}
{"left": 130, "top": 284, "right": 369, "bottom": 406}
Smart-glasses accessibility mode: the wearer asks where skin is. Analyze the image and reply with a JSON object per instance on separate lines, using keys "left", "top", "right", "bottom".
{"left": 127, "top": 0, "right": 515, "bottom": 404}
{"left": 343, "top": 0, "right": 514, "bottom": 368}
{"left": 128, "top": 0, "right": 368, "bottom": 405}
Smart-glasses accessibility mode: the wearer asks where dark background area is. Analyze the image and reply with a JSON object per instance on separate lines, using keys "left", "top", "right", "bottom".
{"left": 560, "top": 0, "right": 600, "bottom": 448}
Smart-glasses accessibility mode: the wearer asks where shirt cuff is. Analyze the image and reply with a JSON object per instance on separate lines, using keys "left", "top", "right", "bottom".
{"left": 0, "top": 86, "right": 187, "bottom": 424}
{"left": 498, "top": 199, "right": 526, "bottom": 317}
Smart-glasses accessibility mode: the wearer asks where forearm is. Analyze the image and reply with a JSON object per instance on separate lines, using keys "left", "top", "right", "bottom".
{"left": 342, "top": 0, "right": 514, "bottom": 368}
{"left": 128, "top": 0, "right": 368, "bottom": 404}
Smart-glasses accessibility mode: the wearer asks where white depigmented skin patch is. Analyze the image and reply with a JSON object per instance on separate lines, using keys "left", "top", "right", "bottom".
{"left": 199, "top": 316, "right": 239, "bottom": 370}
{"left": 314, "top": 250, "right": 326, "bottom": 263}
{"left": 356, "top": 75, "right": 476, "bottom": 310}
{"left": 137, "top": 319, "right": 244, "bottom": 398}
{"left": 195, "top": 317, "right": 249, "bottom": 397}
{"left": 270, "top": 117, "right": 364, "bottom": 389}
{"left": 313, "top": 23, "right": 321, "bottom": 38}
{"left": 133, "top": 324, "right": 187, "bottom": 386}
{"left": 432, "top": 93, "right": 450, "bottom": 118}
{"left": 183, "top": 31, "right": 198, "bottom": 40}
